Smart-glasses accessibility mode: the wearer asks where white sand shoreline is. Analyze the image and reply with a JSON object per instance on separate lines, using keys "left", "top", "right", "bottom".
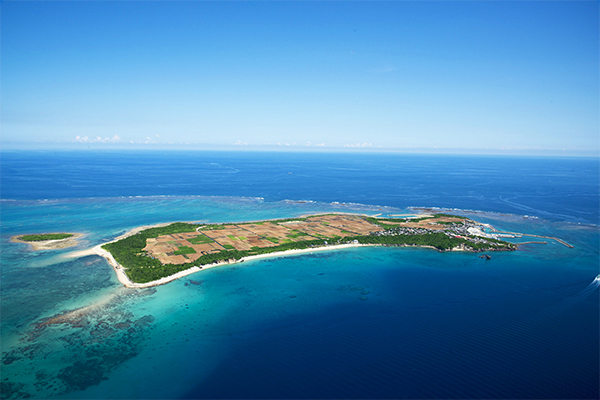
{"left": 80, "top": 240, "right": 466, "bottom": 289}
{"left": 85, "top": 242, "right": 371, "bottom": 288}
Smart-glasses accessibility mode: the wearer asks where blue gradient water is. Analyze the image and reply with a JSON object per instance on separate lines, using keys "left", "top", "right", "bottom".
{"left": 1, "top": 151, "right": 598, "bottom": 399}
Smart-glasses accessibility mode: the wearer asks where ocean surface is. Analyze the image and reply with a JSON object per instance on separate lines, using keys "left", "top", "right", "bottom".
{"left": 1, "top": 150, "right": 598, "bottom": 399}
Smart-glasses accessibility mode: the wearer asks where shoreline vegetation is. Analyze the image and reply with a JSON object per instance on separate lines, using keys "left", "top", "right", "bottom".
{"left": 82, "top": 213, "right": 519, "bottom": 288}
{"left": 12, "top": 233, "right": 82, "bottom": 251}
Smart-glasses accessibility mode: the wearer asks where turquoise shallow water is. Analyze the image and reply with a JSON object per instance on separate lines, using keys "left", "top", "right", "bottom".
{"left": 1, "top": 152, "right": 599, "bottom": 399}
{"left": 1, "top": 196, "right": 598, "bottom": 399}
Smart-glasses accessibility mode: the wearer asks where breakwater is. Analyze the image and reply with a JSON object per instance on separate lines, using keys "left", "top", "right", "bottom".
{"left": 499, "top": 231, "right": 573, "bottom": 248}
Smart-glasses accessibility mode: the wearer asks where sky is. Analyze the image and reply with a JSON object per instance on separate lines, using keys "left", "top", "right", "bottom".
{"left": 2, "top": 1, "right": 599, "bottom": 155}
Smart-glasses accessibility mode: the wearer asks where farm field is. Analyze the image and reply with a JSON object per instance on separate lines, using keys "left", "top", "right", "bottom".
{"left": 143, "top": 214, "right": 386, "bottom": 264}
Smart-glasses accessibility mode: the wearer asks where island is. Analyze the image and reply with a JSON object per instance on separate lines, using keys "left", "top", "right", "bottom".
{"left": 95, "top": 213, "right": 517, "bottom": 288}
{"left": 12, "top": 233, "right": 83, "bottom": 250}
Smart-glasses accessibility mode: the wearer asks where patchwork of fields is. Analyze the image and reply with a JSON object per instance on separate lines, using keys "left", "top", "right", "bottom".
{"left": 143, "top": 214, "right": 384, "bottom": 265}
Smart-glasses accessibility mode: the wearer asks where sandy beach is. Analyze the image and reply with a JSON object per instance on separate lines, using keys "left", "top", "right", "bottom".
{"left": 77, "top": 241, "right": 368, "bottom": 288}
{"left": 72, "top": 237, "right": 481, "bottom": 289}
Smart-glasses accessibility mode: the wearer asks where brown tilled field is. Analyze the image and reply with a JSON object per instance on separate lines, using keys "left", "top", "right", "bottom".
{"left": 243, "top": 222, "right": 305, "bottom": 242}
{"left": 309, "top": 214, "right": 385, "bottom": 235}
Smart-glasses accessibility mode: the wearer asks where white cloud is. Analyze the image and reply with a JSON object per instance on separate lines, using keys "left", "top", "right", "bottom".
{"left": 344, "top": 142, "right": 373, "bottom": 148}
{"left": 74, "top": 135, "right": 122, "bottom": 143}
{"left": 234, "top": 140, "right": 248, "bottom": 146}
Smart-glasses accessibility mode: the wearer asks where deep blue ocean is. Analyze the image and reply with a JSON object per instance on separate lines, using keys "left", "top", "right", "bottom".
{"left": 1, "top": 150, "right": 598, "bottom": 399}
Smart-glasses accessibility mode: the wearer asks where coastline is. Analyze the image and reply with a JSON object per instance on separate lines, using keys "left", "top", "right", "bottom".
{"left": 85, "top": 242, "right": 368, "bottom": 288}
{"left": 82, "top": 240, "right": 481, "bottom": 289}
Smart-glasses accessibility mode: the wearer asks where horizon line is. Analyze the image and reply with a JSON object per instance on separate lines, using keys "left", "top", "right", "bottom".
{"left": 1, "top": 142, "right": 598, "bottom": 158}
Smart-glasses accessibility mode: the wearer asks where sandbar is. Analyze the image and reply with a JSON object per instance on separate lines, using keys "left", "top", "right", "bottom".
{"left": 11, "top": 233, "right": 84, "bottom": 251}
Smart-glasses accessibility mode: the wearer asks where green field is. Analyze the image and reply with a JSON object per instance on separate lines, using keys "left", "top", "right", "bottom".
{"left": 226, "top": 234, "right": 247, "bottom": 241}
{"left": 188, "top": 235, "right": 214, "bottom": 244}
{"left": 286, "top": 230, "right": 308, "bottom": 239}
{"left": 173, "top": 246, "right": 196, "bottom": 255}
{"left": 19, "top": 233, "right": 73, "bottom": 242}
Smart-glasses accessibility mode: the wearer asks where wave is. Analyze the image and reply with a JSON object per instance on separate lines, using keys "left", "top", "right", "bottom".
{"left": 533, "top": 277, "right": 599, "bottom": 319}
{"left": 497, "top": 196, "right": 589, "bottom": 223}
{"left": 0, "top": 194, "right": 267, "bottom": 203}
{"left": 2, "top": 196, "right": 598, "bottom": 229}
{"left": 407, "top": 205, "right": 526, "bottom": 220}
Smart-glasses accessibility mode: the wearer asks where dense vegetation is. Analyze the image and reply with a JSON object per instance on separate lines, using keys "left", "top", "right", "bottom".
{"left": 433, "top": 213, "right": 463, "bottom": 218}
{"left": 102, "top": 223, "right": 201, "bottom": 283}
{"left": 19, "top": 233, "right": 73, "bottom": 241}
